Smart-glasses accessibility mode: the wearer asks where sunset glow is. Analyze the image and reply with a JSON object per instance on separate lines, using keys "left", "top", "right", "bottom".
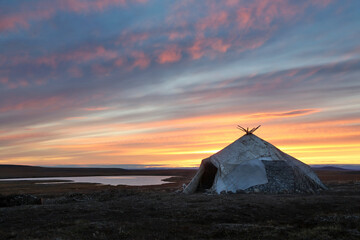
{"left": 1, "top": 0, "right": 359, "bottom": 168}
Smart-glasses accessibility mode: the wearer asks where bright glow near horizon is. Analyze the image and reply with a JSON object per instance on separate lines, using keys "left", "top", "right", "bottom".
{"left": 0, "top": 0, "right": 360, "bottom": 168}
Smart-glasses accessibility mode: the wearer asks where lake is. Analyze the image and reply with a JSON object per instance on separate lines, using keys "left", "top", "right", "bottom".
{"left": 0, "top": 175, "right": 174, "bottom": 186}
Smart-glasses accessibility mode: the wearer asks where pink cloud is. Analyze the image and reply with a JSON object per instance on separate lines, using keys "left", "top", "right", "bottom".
{"left": 1, "top": 0, "right": 335, "bottom": 73}
{"left": 187, "top": 38, "right": 231, "bottom": 60}
{"left": 114, "top": 58, "right": 125, "bottom": 67}
{"left": 65, "top": 46, "right": 117, "bottom": 62}
{"left": 0, "top": 77, "right": 8, "bottom": 84}
{"left": 35, "top": 78, "right": 47, "bottom": 86}
{"left": 0, "top": 9, "right": 54, "bottom": 32}
{"left": 225, "top": 0, "right": 241, "bottom": 7}
{"left": 196, "top": 11, "right": 228, "bottom": 31}
{"left": 92, "top": 64, "right": 110, "bottom": 76}
{"left": 117, "top": 32, "right": 149, "bottom": 46}
{"left": 167, "top": 0, "right": 333, "bottom": 62}
{"left": 0, "top": 96, "right": 64, "bottom": 112}
{"left": 210, "top": 39, "right": 231, "bottom": 53}
{"left": 0, "top": 91, "right": 104, "bottom": 113}
{"left": 83, "top": 107, "right": 110, "bottom": 111}
{"left": 187, "top": 40, "right": 205, "bottom": 60}
{"left": 157, "top": 45, "right": 182, "bottom": 64}
{"left": 0, "top": 55, "right": 6, "bottom": 65}
{"left": 233, "top": 1, "right": 300, "bottom": 31}
{"left": 0, "top": 77, "right": 29, "bottom": 89}
{"left": 314, "top": 0, "right": 333, "bottom": 7}
{"left": 0, "top": 0, "right": 148, "bottom": 32}
{"left": 9, "top": 80, "right": 29, "bottom": 89}
{"left": 61, "top": 0, "right": 149, "bottom": 13}
{"left": 68, "top": 67, "right": 83, "bottom": 78}
{"left": 0, "top": 132, "right": 53, "bottom": 143}
{"left": 168, "top": 31, "right": 189, "bottom": 40}
{"left": 236, "top": 8, "right": 252, "bottom": 29}
{"left": 36, "top": 55, "right": 57, "bottom": 68}
{"left": 60, "top": 0, "right": 128, "bottom": 13}
{"left": 130, "top": 51, "right": 150, "bottom": 69}
{"left": 33, "top": 46, "right": 117, "bottom": 68}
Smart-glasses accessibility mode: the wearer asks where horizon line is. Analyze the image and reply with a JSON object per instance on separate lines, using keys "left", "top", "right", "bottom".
{"left": 1, "top": 164, "right": 360, "bottom": 170}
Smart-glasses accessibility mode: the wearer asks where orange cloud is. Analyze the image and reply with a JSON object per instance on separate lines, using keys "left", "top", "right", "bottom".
{"left": 248, "top": 109, "right": 320, "bottom": 119}
{"left": 2, "top": 106, "right": 359, "bottom": 167}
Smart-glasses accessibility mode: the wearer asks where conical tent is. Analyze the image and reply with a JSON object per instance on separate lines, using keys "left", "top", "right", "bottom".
{"left": 183, "top": 133, "right": 326, "bottom": 194}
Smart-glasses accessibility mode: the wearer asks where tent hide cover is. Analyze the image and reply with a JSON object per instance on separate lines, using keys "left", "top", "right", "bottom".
{"left": 183, "top": 133, "right": 327, "bottom": 194}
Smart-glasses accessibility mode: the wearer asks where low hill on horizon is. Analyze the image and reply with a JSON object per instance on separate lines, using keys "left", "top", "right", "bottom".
{"left": 0, "top": 164, "right": 195, "bottom": 179}
{"left": 311, "top": 166, "right": 348, "bottom": 171}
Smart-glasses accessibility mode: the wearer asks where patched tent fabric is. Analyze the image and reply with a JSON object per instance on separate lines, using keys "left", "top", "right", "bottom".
{"left": 183, "top": 134, "right": 327, "bottom": 194}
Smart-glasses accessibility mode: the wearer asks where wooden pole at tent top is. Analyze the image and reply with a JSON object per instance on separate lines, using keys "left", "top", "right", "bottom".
{"left": 237, "top": 125, "right": 261, "bottom": 135}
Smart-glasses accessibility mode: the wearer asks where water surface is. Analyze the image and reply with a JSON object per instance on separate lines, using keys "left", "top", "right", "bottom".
{"left": 0, "top": 176, "right": 173, "bottom": 186}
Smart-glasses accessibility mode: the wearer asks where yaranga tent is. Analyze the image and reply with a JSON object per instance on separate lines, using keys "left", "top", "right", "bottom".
{"left": 183, "top": 126, "right": 327, "bottom": 194}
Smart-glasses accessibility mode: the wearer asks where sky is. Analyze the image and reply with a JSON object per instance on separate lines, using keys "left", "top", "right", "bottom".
{"left": 0, "top": 0, "right": 360, "bottom": 168}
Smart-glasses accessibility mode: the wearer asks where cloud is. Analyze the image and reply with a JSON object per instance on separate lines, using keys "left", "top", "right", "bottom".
{"left": 248, "top": 109, "right": 320, "bottom": 119}
{"left": 0, "top": 132, "right": 55, "bottom": 146}
{"left": 0, "top": 77, "right": 8, "bottom": 84}
{"left": 0, "top": 96, "right": 66, "bottom": 113}
{"left": 0, "top": 8, "right": 54, "bottom": 32}
{"left": 157, "top": 45, "right": 182, "bottom": 63}
{"left": 130, "top": 51, "right": 151, "bottom": 69}
{"left": 3, "top": 45, "right": 117, "bottom": 69}
{"left": 168, "top": 31, "right": 189, "bottom": 40}
{"left": 117, "top": 32, "right": 149, "bottom": 47}
{"left": 4, "top": 0, "right": 360, "bottom": 168}
{"left": 0, "top": 0, "right": 335, "bottom": 92}
{"left": 196, "top": 11, "right": 228, "bottom": 31}
{"left": 83, "top": 107, "right": 110, "bottom": 111}
{"left": 0, "top": 0, "right": 149, "bottom": 32}
{"left": 67, "top": 67, "right": 83, "bottom": 78}
{"left": 165, "top": 0, "right": 333, "bottom": 61}
{"left": 187, "top": 38, "right": 231, "bottom": 59}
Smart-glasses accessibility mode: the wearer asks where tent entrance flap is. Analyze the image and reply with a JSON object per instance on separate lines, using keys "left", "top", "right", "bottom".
{"left": 197, "top": 161, "right": 217, "bottom": 191}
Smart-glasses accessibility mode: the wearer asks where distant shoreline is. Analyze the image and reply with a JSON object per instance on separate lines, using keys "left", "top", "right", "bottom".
{"left": 1, "top": 164, "right": 359, "bottom": 170}
{"left": 1, "top": 164, "right": 360, "bottom": 180}
{"left": 310, "top": 164, "right": 360, "bottom": 171}
{"left": 0, "top": 164, "right": 196, "bottom": 179}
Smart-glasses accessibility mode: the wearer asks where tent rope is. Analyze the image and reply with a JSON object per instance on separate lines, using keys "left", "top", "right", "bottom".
{"left": 237, "top": 125, "right": 261, "bottom": 135}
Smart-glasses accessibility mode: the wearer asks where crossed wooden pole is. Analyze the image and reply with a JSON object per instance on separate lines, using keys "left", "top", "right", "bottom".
{"left": 237, "top": 125, "right": 261, "bottom": 135}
